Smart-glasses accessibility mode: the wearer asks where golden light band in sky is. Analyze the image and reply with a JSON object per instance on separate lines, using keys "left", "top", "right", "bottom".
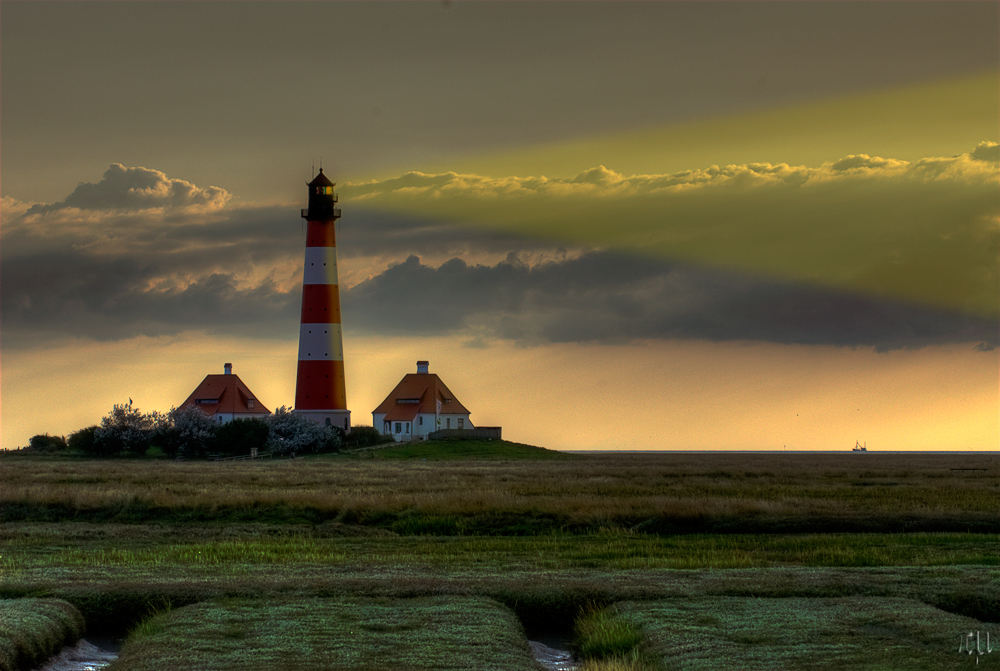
{"left": 344, "top": 73, "right": 999, "bottom": 318}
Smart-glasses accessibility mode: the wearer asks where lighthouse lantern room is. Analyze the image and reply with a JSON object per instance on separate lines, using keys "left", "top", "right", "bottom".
{"left": 293, "top": 169, "right": 350, "bottom": 432}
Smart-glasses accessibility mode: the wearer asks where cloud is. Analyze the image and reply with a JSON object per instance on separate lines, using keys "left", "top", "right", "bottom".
{"left": 342, "top": 252, "right": 997, "bottom": 351}
{"left": 25, "top": 164, "right": 231, "bottom": 215}
{"left": 970, "top": 140, "right": 1000, "bottom": 163}
{"left": 344, "top": 143, "right": 999, "bottom": 199}
{"left": 3, "top": 158, "right": 996, "bottom": 351}
{"left": 342, "top": 143, "right": 1000, "bottom": 317}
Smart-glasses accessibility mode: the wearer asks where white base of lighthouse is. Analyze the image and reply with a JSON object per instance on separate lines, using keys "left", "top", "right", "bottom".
{"left": 294, "top": 409, "right": 351, "bottom": 433}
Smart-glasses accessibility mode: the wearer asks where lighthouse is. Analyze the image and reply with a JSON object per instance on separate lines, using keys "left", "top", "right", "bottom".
{"left": 293, "top": 169, "right": 350, "bottom": 432}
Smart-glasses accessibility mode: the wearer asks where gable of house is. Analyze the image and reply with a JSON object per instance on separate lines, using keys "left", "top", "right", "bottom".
{"left": 373, "top": 373, "right": 470, "bottom": 420}
{"left": 179, "top": 364, "right": 271, "bottom": 419}
{"left": 373, "top": 362, "right": 475, "bottom": 439}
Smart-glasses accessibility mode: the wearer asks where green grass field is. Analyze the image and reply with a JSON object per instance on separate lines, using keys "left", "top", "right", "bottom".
{"left": 108, "top": 596, "right": 539, "bottom": 671}
{"left": 618, "top": 596, "right": 986, "bottom": 670}
{"left": 1, "top": 444, "right": 997, "bottom": 669}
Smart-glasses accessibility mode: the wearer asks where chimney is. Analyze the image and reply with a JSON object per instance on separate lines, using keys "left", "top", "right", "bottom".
{"left": 224, "top": 363, "right": 232, "bottom": 375}
{"left": 416, "top": 361, "right": 429, "bottom": 374}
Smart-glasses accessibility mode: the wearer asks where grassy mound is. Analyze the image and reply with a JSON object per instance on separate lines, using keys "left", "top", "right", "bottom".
{"left": 108, "top": 596, "right": 540, "bottom": 671}
{"left": 0, "top": 598, "right": 85, "bottom": 671}
{"left": 369, "top": 438, "right": 571, "bottom": 460}
{"left": 618, "top": 596, "right": 989, "bottom": 670}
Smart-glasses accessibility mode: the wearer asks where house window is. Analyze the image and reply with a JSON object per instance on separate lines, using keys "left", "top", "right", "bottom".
{"left": 419, "top": 417, "right": 423, "bottom": 426}
{"left": 248, "top": 399, "right": 254, "bottom": 409}
{"left": 384, "top": 422, "right": 389, "bottom": 434}
{"left": 395, "top": 422, "right": 401, "bottom": 433}
{"left": 217, "top": 416, "right": 223, "bottom": 422}
{"left": 406, "top": 422, "right": 410, "bottom": 433}
{"left": 325, "top": 417, "right": 331, "bottom": 426}
{"left": 458, "top": 418, "right": 464, "bottom": 429}
{"left": 446, "top": 418, "right": 451, "bottom": 429}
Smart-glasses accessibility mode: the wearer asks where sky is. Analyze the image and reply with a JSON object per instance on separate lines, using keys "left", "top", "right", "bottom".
{"left": 2, "top": 1, "right": 998, "bottom": 451}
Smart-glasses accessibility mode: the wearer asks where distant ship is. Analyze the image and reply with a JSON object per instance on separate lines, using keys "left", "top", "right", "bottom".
{"left": 853, "top": 440, "right": 867, "bottom": 452}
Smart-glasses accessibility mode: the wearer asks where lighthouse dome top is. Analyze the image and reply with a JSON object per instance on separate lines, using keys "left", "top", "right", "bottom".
{"left": 308, "top": 168, "right": 335, "bottom": 188}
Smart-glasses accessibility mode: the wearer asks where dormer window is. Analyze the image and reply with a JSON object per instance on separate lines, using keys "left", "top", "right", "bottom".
{"left": 248, "top": 399, "right": 254, "bottom": 409}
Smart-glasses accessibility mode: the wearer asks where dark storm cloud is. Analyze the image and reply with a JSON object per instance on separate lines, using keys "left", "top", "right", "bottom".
{"left": 343, "top": 252, "right": 998, "bottom": 351}
{"left": 3, "top": 191, "right": 304, "bottom": 345}
{"left": 3, "top": 163, "right": 996, "bottom": 351}
{"left": 0, "top": 251, "right": 299, "bottom": 346}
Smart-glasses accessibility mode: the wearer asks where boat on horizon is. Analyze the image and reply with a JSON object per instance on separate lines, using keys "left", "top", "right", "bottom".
{"left": 853, "top": 440, "right": 867, "bottom": 452}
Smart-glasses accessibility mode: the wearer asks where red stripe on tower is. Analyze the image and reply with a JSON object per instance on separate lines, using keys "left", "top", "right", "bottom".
{"left": 294, "top": 168, "right": 351, "bottom": 432}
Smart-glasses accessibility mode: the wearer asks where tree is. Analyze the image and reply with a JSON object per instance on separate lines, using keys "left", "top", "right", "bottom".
{"left": 213, "top": 417, "right": 269, "bottom": 456}
{"left": 342, "top": 425, "right": 391, "bottom": 449}
{"left": 265, "top": 406, "right": 341, "bottom": 455}
{"left": 28, "top": 434, "right": 68, "bottom": 453}
{"left": 158, "top": 405, "right": 218, "bottom": 458}
{"left": 92, "top": 403, "right": 166, "bottom": 456}
{"left": 68, "top": 426, "right": 99, "bottom": 454}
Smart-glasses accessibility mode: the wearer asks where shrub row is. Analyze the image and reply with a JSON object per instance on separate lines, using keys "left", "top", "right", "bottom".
{"left": 33, "top": 404, "right": 350, "bottom": 459}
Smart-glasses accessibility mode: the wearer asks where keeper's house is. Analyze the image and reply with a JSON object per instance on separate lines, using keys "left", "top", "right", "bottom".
{"left": 373, "top": 361, "right": 473, "bottom": 441}
{"left": 179, "top": 363, "right": 271, "bottom": 424}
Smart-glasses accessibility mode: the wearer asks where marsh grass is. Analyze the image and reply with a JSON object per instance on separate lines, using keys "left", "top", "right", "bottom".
{"left": 107, "top": 596, "right": 541, "bottom": 671}
{"left": 1, "top": 451, "right": 998, "bottom": 669}
{"left": 0, "top": 598, "right": 85, "bottom": 671}
{"left": 2, "top": 452, "right": 997, "bottom": 533}
{"left": 5, "top": 527, "right": 998, "bottom": 573}
{"left": 574, "top": 607, "right": 644, "bottom": 659}
{"left": 618, "top": 596, "right": 991, "bottom": 670}
{"left": 577, "top": 658, "right": 651, "bottom": 671}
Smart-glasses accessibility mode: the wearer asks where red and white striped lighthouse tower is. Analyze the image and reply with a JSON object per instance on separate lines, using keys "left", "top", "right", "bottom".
{"left": 293, "top": 169, "right": 350, "bottom": 431}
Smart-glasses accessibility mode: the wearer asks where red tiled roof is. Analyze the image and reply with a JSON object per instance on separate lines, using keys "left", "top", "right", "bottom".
{"left": 373, "top": 373, "right": 470, "bottom": 418}
{"left": 383, "top": 403, "right": 420, "bottom": 422}
{"left": 179, "top": 374, "right": 271, "bottom": 417}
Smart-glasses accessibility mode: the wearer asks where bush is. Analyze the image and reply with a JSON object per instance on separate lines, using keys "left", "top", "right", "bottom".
{"left": 157, "top": 406, "right": 218, "bottom": 459}
{"left": 67, "top": 426, "right": 99, "bottom": 454}
{"left": 343, "top": 425, "right": 391, "bottom": 449}
{"left": 266, "top": 406, "right": 341, "bottom": 455}
{"left": 28, "top": 434, "right": 68, "bottom": 453}
{"left": 92, "top": 403, "right": 166, "bottom": 456}
{"left": 214, "top": 418, "right": 270, "bottom": 456}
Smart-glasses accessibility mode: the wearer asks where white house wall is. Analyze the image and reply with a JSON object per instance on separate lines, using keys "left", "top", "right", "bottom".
{"left": 373, "top": 412, "right": 474, "bottom": 441}
{"left": 211, "top": 412, "right": 271, "bottom": 425}
{"left": 433, "top": 415, "right": 472, "bottom": 431}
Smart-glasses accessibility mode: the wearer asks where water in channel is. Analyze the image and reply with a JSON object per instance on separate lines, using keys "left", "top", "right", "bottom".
{"left": 36, "top": 639, "right": 118, "bottom": 671}
{"left": 35, "top": 636, "right": 573, "bottom": 670}
{"left": 529, "top": 639, "right": 578, "bottom": 671}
